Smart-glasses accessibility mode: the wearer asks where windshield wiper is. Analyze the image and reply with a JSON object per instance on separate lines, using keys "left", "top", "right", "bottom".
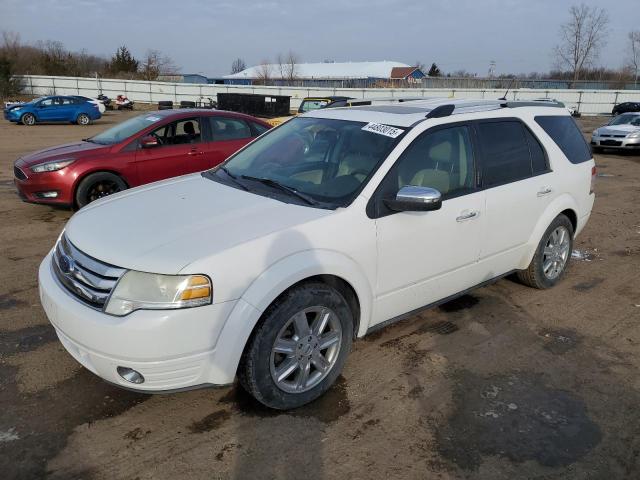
{"left": 240, "top": 175, "right": 318, "bottom": 206}
{"left": 218, "top": 166, "right": 248, "bottom": 191}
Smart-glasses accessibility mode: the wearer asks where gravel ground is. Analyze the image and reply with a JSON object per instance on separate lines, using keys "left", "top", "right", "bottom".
{"left": 0, "top": 112, "right": 639, "bottom": 480}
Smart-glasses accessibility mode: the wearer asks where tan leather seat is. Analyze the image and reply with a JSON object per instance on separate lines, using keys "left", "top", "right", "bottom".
{"left": 410, "top": 169, "right": 451, "bottom": 193}
{"left": 337, "top": 153, "right": 372, "bottom": 182}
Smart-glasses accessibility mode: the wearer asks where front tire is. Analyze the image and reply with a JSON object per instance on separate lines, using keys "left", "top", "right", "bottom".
{"left": 238, "top": 282, "right": 353, "bottom": 410}
{"left": 77, "top": 113, "right": 91, "bottom": 125}
{"left": 21, "top": 113, "right": 36, "bottom": 126}
{"left": 75, "top": 172, "right": 127, "bottom": 208}
{"left": 592, "top": 146, "right": 604, "bottom": 154}
{"left": 517, "top": 214, "right": 574, "bottom": 289}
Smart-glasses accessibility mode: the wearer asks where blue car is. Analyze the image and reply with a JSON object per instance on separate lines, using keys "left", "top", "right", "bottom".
{"left": 4, "top": 95, "right": 102, "bottom": 126}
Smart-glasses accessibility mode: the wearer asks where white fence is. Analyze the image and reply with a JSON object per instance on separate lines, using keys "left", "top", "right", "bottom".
{"left": 16, "top": 75, "right": 640, "bottom": 115}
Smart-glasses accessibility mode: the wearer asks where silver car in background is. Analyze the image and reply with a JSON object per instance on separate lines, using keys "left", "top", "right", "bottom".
{"left": 591, "top": 113, "right": 640, "bottom": 152}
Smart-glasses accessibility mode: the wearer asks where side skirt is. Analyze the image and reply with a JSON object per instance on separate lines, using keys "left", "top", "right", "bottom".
{"left": 365, "top": 270, "right": 517, "bottom": 336}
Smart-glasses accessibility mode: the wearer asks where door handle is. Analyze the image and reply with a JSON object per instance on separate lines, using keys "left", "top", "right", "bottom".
{"left": 188, "top": 150, "right": 204, "bottom": 156}
{"left": 537, "top": 186, "right": 553, "bottom": 197}
{"left": 456, "top": 210, "right": 479, "bottom": 222}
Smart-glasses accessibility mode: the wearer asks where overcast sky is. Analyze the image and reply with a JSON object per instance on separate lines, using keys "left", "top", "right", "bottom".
{"left": 1, "top": 0, "right": 637, "bottom": 77}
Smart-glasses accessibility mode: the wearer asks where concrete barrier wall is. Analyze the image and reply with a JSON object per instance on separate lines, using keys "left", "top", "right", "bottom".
{"left": 16, "top": 75, "right": 640, "bottom": 115}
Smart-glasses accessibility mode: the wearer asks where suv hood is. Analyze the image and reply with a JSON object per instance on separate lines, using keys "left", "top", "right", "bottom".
{"left": 65, "top": 174, "right": 331, "bottom": 273}
{"left": 16, "top": 141, "right": 110, "bottom": 168}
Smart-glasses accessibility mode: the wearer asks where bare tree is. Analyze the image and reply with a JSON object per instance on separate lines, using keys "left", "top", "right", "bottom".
{"left": 255, "top": 60, "right": 272, "bottom": 85}
{"left": 230, "top": 57, "right": 246, "bottom": 74}
{"left": 628, "top": 31, "right": 640, "bottom": 87}
{"left": 284, "top": 51, "right": 298, "bottom": 84}
{"left": 140, "top": 49, "right": 178, "bottom": 81}
{"left": 554, "top": 4, "right": 609, "bottom": 86}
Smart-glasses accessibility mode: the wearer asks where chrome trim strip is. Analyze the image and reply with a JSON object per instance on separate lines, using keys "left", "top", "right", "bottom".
{"left": 60, "top": 235, "right": 125, "bottom": 278}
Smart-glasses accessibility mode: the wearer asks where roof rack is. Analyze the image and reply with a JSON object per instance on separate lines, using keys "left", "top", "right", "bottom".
{"left": 423, "top": 99, "right": 566, "bottom": 118}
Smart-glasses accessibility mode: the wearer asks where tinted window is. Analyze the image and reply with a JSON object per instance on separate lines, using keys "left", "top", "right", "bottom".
{"left": 151, "top": 117, "right": 201, "bottom": 146}
{"left": 535, "top": 116, "right": 591, "bottom": 164}
{"left": 251, "top": 121, "right": 269, "bottom": 135}
{"left": 524, "top": 128, "right": 548, "bottom": 174}
{"left": 477, "top": 121, "right": 532, "bottom": 186}
{"left": 389, "top": 125, "right": 475, "bottom": 197}
{"left": 39, "top": 98, "right": 54, "bottom": 107}
{"left": 208, "top": 117, "right": 252, "bottom": 141}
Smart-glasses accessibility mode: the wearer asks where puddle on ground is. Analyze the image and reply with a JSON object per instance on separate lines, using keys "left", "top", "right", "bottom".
{"left": 572, "top": 277, "right": 605, "bottom": 292}
{"left": 218, "top": 375, "right": 350, "bottom": 424}
{"left": 188, "top": 409, "right": 232, "bottom": 434}
{"left": 439, "top": 295, "right": 480, "bottom": 313}
{"left": 0, "top": 324, "right": 57, "bottom": 355}
{"left": 436, "top": 371, "right": 601, "bottom": 470}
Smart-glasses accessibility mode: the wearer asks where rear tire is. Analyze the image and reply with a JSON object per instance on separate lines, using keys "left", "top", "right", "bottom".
{"left": 517, "top": 214, "right": 574, "bottom": 289}
{"left": 592, "top": 146, "right": 604, "bottom": 154}
{"left": 21, "top": 113, "right": 36, "bottom": 126}
{"left": 75, "top": 172, "right": 127, "bottom": 208}
{"left": 77, "top": 113, "right": 91, "bottom": 125}
{"left": 238, "top": 282, "right": 353, "bottom": 410}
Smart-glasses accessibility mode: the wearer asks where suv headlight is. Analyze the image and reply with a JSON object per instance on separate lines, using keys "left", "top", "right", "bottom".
{"left": 31, "top": 158, "right": 75, "bottom": 173}
{"left": 105, "top": 271, "right": 212, "bottom": 316}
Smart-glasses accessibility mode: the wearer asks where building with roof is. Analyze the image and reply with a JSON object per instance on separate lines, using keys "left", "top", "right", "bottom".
{"left": 223, "top": 61, "right": 426, "bottom": 86}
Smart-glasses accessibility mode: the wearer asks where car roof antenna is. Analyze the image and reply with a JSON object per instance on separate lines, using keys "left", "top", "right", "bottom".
{"left": 498, "top": 78, "right": 516, "bottom": 101}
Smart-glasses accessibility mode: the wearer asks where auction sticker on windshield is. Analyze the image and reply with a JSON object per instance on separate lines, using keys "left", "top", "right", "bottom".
{"left": 361, "top": 122, "right": 404, "bottom": 138}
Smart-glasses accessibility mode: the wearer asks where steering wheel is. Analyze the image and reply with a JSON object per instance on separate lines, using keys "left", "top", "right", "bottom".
{"left": 150, "top": 132, "right": 165, "bottom": 145}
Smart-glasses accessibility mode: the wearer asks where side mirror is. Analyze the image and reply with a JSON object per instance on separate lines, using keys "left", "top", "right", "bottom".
{"left": 384, "top": 186, "right": 442, "bottom": 212}
{"left": 140, "top": 135, "right": 159, "bottom": 148}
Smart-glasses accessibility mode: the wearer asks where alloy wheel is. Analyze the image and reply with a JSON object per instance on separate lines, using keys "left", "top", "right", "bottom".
{"left": 270, "top": 306, "right": 342, "bottom": 393}
{"left": 542, "top": 226, "right": 570, "bottom": 280}
{"left": 87, "top": 180, "right": 122, "bottom": 203}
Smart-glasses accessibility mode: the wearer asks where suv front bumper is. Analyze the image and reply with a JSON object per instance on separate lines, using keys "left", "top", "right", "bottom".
{"left": 39, "top": 252, "right": 240, "bottom": 392}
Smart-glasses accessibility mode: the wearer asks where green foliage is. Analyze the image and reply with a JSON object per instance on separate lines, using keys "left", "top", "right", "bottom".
{"left": 109, "top": 46, "right": 139, "bottom": 74}
{"left": 0, "top": 56, "right": 21, "bottom": 98}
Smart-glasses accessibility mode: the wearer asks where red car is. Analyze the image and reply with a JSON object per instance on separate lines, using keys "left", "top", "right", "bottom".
{"left": 13, "top": 109, "right": 271, "bottom": 208}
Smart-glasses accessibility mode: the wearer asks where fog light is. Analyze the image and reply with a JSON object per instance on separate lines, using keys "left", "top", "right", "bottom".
{"left": 117, "top": 366, "right": 145, "bottom": 384}
{"left": 35, "top": 191, "right": 59, "bottom": 198}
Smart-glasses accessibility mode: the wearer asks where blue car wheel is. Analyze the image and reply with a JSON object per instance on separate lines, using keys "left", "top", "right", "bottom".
{"left": 76, "top": 113, "right": 91, "bottom": 126}
{"left": 21, "top": 112, "right": 36, "bottom": 126}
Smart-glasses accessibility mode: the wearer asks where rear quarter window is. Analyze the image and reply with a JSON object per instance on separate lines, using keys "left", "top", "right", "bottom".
{"left": 535, "top": 116, "right": 592, "bottom": 164}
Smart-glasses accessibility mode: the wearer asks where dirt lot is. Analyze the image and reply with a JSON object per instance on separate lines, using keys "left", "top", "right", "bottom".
{"left": 1, "top": 112, "right": 639, "bottom": 480}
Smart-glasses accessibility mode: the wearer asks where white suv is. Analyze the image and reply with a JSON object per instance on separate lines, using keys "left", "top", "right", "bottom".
{"left": 39, "top": 99, "right": 596, "bottom": 409}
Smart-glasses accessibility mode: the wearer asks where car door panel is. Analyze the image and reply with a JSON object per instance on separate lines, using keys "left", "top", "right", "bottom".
{"left": 373, "top": 191, "right": 486, "bottom": 325}
{"left": 198, "top": 116, "right": 255, "bottom": 171}
{"left": 370, "top": 123, "right": 485, "bottom": 326}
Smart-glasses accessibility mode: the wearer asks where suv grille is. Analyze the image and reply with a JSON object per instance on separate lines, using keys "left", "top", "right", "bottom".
{"left": 14, "top": 165, "right": 27, "bottom": 180}
{"left": 52, "top": 234, "right": 126, "bottom": 309}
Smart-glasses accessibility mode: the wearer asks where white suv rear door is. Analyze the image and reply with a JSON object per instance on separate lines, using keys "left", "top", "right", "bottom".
{"left": 474, "top": 118, "right": 554, "bottom": 273}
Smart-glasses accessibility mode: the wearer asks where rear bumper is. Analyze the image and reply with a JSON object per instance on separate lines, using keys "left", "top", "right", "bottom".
{"left": 38, "top": 252, "right": 241, "bottom": 391}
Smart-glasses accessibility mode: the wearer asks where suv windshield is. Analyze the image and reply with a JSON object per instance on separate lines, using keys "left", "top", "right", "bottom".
{"left": 609, "top": 114, "right": 640, "bottom": 126}
{"left": 88, "top": 114, "right": 163, "bottom": 145}
{"left": 211, "top": 116, "right": 406, "bottom": 208}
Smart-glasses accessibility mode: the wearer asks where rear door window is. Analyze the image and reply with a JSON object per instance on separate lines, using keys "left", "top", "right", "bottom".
{"left": 535, "top": 116, "right": 591, "bottom": 164}
{"left": 476, "top": 121, "right": 533, "bottom": 187}
{"left": 208, "top": 117, "right": 252, "bottom": 141}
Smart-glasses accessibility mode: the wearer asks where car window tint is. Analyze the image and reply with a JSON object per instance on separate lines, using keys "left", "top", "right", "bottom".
{"left": 251, "top": 122, "right": 269, "bottom": 135}
{"left": 60, "top": 98, "right": 73, "bottom": 105}
{"left": 477, "top": 121, "right": 532, "bottom": 186}
{"left": 535, "top": 116, "right": 591, "bottom": 164}
{"left": 390, "top": 125, "right": 475, "bottom": 197}
{"left": 209, "top": 117, "right": 252, "bottom": 141}
{"left": 151, "top": 118, "right": 201, "bottom": 146}
{"left": 40, "top": 98, "right": 54, "bottom": 107}
{"left": 524, "top": 128, "right": 548, "bottom": 174}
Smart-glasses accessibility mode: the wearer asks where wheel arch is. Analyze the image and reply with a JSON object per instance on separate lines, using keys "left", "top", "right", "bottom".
{"left": 207, "top": 250, "right": 373, "bottom": 384}
{"left": 72, "top": 169, "right": 130, "bottom": 208}
{"left": 520, "top": 194, "right": 579, "bottom": 269}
